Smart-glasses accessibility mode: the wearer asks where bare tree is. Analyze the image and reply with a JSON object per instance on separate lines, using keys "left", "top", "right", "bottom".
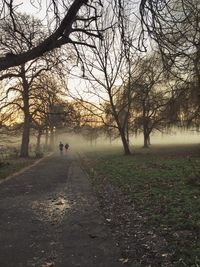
{"left": 130, "top": 54, "right": 169, "bottom": 148}
{"left": 0, "top": 0, "right": 103, "bottom": 71}
{"left": 140, "top": 0, "right": 200, "bottom": 120}
{"left": 72, "top": 1, "right": 142, "bottom": 155}
{"left": 0, "top": 14, "right": 65, "bottom": 157}
{"left": 31, "top": 75, "right": 66, "bottom": 150}
{"left": 32, "top": 74, "right": 80, "bottom": 150}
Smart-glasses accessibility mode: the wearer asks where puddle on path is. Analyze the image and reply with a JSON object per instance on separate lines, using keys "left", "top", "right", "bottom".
{"left": 32, "top": 195, "right": 72, "bottom": 224}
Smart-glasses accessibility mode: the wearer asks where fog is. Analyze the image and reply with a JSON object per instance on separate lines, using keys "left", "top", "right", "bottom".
{"left": 56, "top": 129, "right": 200, "bottom": 151}
{"left": 0, "top": 129, "right": 199, "bottom": 152}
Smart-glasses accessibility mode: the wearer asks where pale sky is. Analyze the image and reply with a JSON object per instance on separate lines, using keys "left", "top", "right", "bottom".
{"left": 14, "top": 0, "right": 143, "bottom": 103}
{"left": 17, "top": 1, "right": 46, "bottom": 19}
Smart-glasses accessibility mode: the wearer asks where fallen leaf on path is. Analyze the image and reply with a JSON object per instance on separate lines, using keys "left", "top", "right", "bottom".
{"left": 88, "top": 233, "right": 98, "bottom": 238}
{"left": 119, "top": 258, "right": 129, "bottom": 264}
{"left": 41, "top": 261, "right": 54, "bottom": 267}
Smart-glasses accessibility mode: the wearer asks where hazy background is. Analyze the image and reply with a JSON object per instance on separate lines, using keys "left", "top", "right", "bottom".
{"left": 55, "top": 129, "right": 200, "bottom": 151}
{"left": 1, "top": 128, "right": 199, "bottom": 152}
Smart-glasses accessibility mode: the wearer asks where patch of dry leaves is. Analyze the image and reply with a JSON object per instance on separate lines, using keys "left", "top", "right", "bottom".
{"left": 93, "top": 176, "right": 172, "bottom": 267}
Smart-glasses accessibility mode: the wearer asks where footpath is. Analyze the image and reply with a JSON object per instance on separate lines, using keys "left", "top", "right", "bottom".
{"left": 0, "top": 152, "right": 123, "bottom": 267}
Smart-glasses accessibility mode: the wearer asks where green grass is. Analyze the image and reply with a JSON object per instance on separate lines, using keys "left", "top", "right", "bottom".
{"left": 81, "top": 144, "right": 200, "bottom": 267}
{"left": 0, "top": 158, "right": 36, "bottom": 181}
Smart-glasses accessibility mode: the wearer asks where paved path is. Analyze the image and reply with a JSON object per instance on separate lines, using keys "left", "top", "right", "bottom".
{"left": 0, "top": 152, "right": 123, "bottom": 267}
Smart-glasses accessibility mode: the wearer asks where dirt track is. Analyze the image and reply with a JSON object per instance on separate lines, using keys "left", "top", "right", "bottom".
{"left": 0, "top": 152, "right": 123, "bottom": 267}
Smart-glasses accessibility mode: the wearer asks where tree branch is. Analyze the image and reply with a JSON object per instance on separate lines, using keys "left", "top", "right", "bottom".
{"left": 0, "top": 0, "right": 88, "bottom": 71}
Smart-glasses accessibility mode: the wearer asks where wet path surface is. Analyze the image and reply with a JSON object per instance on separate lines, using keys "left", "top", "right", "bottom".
{"left": 0, "top": 152, "right": 123, "bottom": 267}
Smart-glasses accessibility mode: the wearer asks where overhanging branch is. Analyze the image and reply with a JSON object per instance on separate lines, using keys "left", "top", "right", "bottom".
{"left": 0, "top": 0, "right": 88, "bottom": 71}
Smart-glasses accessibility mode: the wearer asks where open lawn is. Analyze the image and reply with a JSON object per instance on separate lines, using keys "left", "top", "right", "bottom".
{"left": 80, "top": 144, "right": 200, "bottom": 267}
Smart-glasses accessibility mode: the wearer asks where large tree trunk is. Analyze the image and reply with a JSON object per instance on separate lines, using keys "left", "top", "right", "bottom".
{"left": 143, "top": 132, "right": 149, "bottom": 148}
{"left": 143, "top": 123, "right": 150, "bottom": 148}
{"left": 143, "top": 121, "right": 151, "bottom": 148}
{"left": 142, "top": 104, "right": 149, "bottom": 148}
{"left": 49, "top": 127, "right": 55, "bottom": 150}
{"left": 36, "top": 129, "right": 42, "bottom": 152}
{"left": 20, "top": 115, "right": 30, "bottom": 157}
{"left": 119, "top": 127, "right": 131, "bottom": 155}
{"left": 20, "top": 65, "right": 30, "bottom": 157}
{"left": 45, "top": 128, "right": 49, "bottom": 147}
{"left": 109, "top": 92, "right": 131, "bottom": 155}
{"left": 147, "top": 135, "right": 151, "bottom": 146}
{"left": 126, "top": 119, "right": 130, "bottom": 146}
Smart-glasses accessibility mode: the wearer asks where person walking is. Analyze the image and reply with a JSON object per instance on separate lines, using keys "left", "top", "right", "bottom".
{"left": 59, "top": 142, "right": 64, "bottom": 155}
{"left": 65, "top": 143, "right": 69, "bottom": 154}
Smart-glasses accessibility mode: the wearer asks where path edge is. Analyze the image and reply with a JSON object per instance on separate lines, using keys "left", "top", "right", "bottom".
{"left": 0, "top": 152, "right": 53, "bottom": 185}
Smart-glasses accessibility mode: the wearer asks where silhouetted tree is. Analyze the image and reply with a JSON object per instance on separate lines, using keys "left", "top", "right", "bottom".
{"left": 140, "top": 0, "right": 200, "bottom": 128}
{"left": 0, "top": 0, "right": 103, "bottom": 71}
{"left": 0, "top": 14, "right": 65, "bottom": 157}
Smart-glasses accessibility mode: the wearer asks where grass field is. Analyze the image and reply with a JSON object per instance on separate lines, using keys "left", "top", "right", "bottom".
{"left": 0, "top": 141, "right": 48, "bottom": 181}
{"left": 80, "top": 144, "right": 200, "bottom": 267}
{"left": 0, "top": 158, "right": 36, "bottom": 181}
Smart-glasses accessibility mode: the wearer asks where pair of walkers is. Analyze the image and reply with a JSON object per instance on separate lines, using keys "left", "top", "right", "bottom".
{"left": 59, "top": 142, "right": 69, "bottom": 155}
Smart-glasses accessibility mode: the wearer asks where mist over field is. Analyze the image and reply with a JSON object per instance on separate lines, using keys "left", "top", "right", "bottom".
{"left": 56, "top": 129, "right": 200, "bottom": 151}
{"left": 1, "top": 128, "right": 199, "bottom": 154}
